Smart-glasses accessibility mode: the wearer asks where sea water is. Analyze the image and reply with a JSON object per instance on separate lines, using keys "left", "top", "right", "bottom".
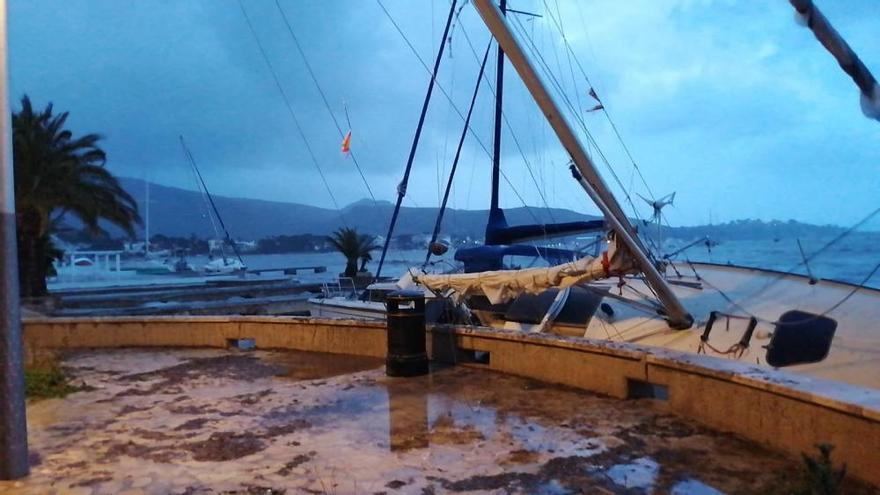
{"left": 49, "top": 234, "right": 880, "bottom": 290}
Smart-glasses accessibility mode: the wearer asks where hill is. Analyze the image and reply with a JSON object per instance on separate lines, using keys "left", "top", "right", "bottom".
{"left": 112, "top": 177, "right": 601, "bottom": 240}
{"left": 76, "top": 177, "right": 848, "bottom": 242}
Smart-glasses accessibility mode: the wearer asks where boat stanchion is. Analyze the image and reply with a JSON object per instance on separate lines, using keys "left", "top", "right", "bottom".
{"left": 385, "top": 290, "right": 429, "bottom": 377}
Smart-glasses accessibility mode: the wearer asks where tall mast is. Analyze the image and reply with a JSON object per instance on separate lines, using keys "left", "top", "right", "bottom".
{"left": 489, "top": 0, "right": 505, "bottom": 216}
{"left": 471, "top": 0, "right": 692, "bottom": 329}
{"left": 144, "top": 179, "right": 150, "bottom": 256}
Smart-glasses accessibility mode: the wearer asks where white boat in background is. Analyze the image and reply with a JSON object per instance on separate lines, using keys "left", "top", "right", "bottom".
{"left": 180, "top": 136, "right": 248, "bottom": 276}
{"left": 308, "top": 277, "right": 417, "bottom": 321}
{"left": 51, "top": 250, "right": 125, "bottom": 285}
{"left": 130, "top": 256, "right": 196, "bottom": 275}
{"left": 204, "top": 257, "right": 246, "bottom": 274}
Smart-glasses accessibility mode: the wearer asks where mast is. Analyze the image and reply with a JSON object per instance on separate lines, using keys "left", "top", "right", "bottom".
{"left": 375, "top": 0, "right": 458, "bottom": 279}
{"left": 179, "top": 136, "right": 244, "bottom": 265}
{"left": 789, "top": 0, "right": 879, "bottom": 121}
{"left": 488, "top": 0, "right": 505, "bottom": 222}
{"left": 471, "top": 0, "right": 693, "bottom": 329}
{"left": 144, "top": 179, "right": 150, "bottom": 256}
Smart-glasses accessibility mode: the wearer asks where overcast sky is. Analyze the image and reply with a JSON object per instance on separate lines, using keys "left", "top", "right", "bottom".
{"left": 8, "top": 0, "right": 880, "bottom": 227}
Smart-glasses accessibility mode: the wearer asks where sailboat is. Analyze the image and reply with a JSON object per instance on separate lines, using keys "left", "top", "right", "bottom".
{"left": 312, "top": 0, "right": 880, "bottom": 390}
{"left": 130, "top": 179, "right": 195, "bottom": 275}
{"left": 179, "top": 136, "right": 247, "bottom": 275}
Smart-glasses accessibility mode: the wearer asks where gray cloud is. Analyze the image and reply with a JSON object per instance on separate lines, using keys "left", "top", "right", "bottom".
{"left": 8, "top": 0, "right": 880, "bottom": 228}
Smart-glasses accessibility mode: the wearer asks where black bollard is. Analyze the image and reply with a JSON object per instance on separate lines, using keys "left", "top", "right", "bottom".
{"left": 385, "top": 290, "right": 429, "bottom": 377}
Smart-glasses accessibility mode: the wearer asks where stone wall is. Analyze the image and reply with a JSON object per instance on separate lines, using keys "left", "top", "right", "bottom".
{"left": 23, "top": 316, "right": 880, "bottom": 486}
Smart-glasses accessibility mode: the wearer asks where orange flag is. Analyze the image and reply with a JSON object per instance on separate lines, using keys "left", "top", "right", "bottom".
{"left": 341, "top": 130, "right": 352, "bottom": 155}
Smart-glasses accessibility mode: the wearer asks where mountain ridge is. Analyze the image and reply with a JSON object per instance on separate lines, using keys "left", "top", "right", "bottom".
{"left": 108, "top": 177, "right": 851, "bottom": 241}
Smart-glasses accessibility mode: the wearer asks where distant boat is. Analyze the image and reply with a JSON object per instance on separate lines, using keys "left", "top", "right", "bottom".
{"left": 204, "top": 257, "right": 246, "bottom": 274}
{"left": 131, "top": 255, "right": 196, "bottom": 275}
{"left": 179, "top": 135, "right": 248, "bottom": 275}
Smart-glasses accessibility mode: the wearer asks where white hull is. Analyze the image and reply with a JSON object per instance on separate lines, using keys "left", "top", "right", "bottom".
{"left": 308, "top": 262, "right": 880, "bottom": 389}
{"left": 587, "top": 261, "right": 880, "bottom": 389}
{"left": 308, "top": 297, "right": 387, "bottom": 320}
{"left": 204, "top": 258, "right": 246, "bottom": 274}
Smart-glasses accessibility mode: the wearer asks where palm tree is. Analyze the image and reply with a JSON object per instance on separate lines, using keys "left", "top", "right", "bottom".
{"left": 13, "top": 95, "right": 140, "bottom": 297}
{"left": 328, "top": 227, "right": 379, "bottom": 278}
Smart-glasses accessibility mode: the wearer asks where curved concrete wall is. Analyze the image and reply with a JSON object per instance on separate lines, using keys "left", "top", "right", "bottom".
{"left": 22, "top": 316, "right": 880, "bottom": 486}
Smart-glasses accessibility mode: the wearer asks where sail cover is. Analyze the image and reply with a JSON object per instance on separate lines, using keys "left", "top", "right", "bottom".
{"left": 414, "top": 238, "right": 637, "bottom": 304}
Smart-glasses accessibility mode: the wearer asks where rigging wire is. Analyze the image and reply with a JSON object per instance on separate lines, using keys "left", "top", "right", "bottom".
{"left": 706, "top": 206, "right": 880, "bottom": 321}
{"left": 459, "top": 12, "right": 657, "bottom": 253}
{"left": 542, "top": 4, "right": 676, "bottom": 259}
{"left": 554, "top": 0, "right": 584, "bottom": 123}
{"left": 540, "top": 0, "right": 655, "bottom": 201}
{"left": 678, "top": 206, "right": 880, "bottom": 331}
{"left": 374, "top": 0, "right": 545, "bottom": 227}
{"left": 184, "top": 149, "right": 221, "bottom": 241}
{"left": 179, "top": 136, "right": 245, "bottom": 265}
{"left": 425, "top": 41, "right": 493, "bottom": 266}
{"left": 273, "top": 0, "right": 377, "bottom": 205}
{"left": 374, "top": 0, "right": 458, "bottom": 279}
{"left": 507, "top": 13, "right": 666, "bottom": 260}
{"left": 508, "top": 14, "right": 636, "bottom": 215}
{"left": 236, "top": 0, "right": 346, "bottom": 226}
{"left": 455, "top": 23, "right": 559, "bottom": 226}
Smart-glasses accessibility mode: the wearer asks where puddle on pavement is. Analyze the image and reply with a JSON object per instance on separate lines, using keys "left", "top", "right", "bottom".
{"left": 2, "top": 347, "right": 875, "bottom": 494}
{"left": 265, "top": 349, "right": 384, "bottom": 381}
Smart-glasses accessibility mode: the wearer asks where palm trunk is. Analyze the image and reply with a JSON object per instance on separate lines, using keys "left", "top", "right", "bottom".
{"left": 16, "top": 234, "right": 47, "bottom": 298}
{"left": 16, "top": 210, "right": 49, "bottom": 298}
{"left": 344, "top": 259, "right": 358, "bottom": 279}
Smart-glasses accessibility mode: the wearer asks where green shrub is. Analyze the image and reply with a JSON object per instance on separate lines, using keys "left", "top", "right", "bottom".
{"left": 24, "top": 367, "right": 78, "bottom": 400}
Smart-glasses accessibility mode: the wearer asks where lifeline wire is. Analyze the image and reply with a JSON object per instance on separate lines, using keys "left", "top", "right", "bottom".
{"left": 274, "top": 0, "right": 377, "bottom": 205}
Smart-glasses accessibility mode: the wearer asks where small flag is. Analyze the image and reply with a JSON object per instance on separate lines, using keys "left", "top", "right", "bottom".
{"left": 340, "top": 130, "right": 352, "bottom": 155}
{"left": 588, "top": 87, "right": 600, "bottom": 102}
{"left": 586, "top": 104, "right": 604, "bottom": 112}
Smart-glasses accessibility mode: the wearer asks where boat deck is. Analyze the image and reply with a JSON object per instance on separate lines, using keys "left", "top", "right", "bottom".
{"left": 579, "top": 261, "right": 880, "bottom": 389}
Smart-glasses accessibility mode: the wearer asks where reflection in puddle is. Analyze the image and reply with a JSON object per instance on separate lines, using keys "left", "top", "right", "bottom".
{"left": 671, "top": 479, "right": 725, "bottom": 495}
{"left": 280, "top": 361, "right": 819, "bottom": 492}
{"left": 387, "top": 380, "right": 429, "bottom": 451}
{"left": 266, "top": 349, "right": 383, "bottom": 381}
{"left": 8, "top": 348, "right": 876, "bottom": 495}
{"left": 605, "top": 457, "right": 659, "bottom": 491}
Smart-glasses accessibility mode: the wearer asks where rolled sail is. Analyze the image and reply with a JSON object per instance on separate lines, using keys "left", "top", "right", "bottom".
{"left": 414, "top": 238, "right": 637, "bottom": 304}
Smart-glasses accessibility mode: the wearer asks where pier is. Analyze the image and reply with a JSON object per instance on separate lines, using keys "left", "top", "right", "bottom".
{"left": 247, "top": 265, "right": 326, "bottom": 276}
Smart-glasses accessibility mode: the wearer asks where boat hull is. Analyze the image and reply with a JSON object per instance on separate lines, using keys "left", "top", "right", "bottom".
{"left": 307, "top": 262, "right": 880, "bottom": 389}
{"left": 308, "top": 297, "right": 387, "bottom": 321}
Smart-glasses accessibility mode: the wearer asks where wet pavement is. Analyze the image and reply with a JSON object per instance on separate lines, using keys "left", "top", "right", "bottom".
{"left": 1, "top": 348, "right": 873, "bottom": 494}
